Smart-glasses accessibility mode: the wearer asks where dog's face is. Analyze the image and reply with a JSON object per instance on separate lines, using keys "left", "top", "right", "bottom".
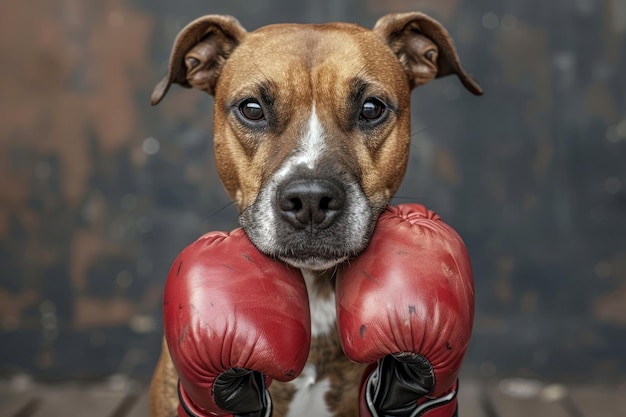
{"left": 216, "top": 24, "right": 412, "bottom": 270}
{"left": 151, "top": 13, "right": 481, "bottom": 270}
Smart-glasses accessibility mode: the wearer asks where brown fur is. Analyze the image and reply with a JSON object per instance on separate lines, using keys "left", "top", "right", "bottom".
{"left": 210, "top": 24, "right": 413, "bottom": 211}
{"left": 149, "top": 339, "right": 180, "bottom": 414}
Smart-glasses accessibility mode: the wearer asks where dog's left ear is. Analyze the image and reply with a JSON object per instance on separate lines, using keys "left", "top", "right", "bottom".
{"left": 151, "top": 15, "right": 248, "bottom": 105}
{"left": 374, "top": 12, "right": 483, "bottom": 95}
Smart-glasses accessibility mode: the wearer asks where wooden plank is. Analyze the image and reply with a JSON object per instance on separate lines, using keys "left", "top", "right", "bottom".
{"left": 29, "top": 386, "right": 127, "bottom": 417}
{"left": 6, "top": 380, "right": 624, "bottom": 417}
{"left": 458, "top": 379, "right": 486, "bottom": 417}
{"left": 127, "top": 383, "right": 485, "bottom": 417}
{"left": 484, "top": 378, "right": 571, "bottom": 417}
{"left": 0, "top": 392, "right": 39, "bottom": 417}
{"left": 569, "top": 385, "right": 626, "bottom": 417}
{"left": 128, "top": 382, "right": 488, "bottom": 417}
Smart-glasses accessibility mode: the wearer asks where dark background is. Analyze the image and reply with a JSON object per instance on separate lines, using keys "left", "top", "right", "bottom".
{"left": 1, "top": 0, "right": 625, "bottom": 385}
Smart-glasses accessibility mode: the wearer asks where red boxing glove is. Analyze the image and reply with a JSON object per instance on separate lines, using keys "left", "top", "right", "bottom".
{"left": 163, "top": 228, "right": 311, "bottom": 417}
{"left": 336, "top": 204, "right": 474, "bottom": 417}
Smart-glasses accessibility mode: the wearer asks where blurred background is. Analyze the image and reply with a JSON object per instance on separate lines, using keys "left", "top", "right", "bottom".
{"left": 0, "top": 0, "right": 625, "bottom": 386}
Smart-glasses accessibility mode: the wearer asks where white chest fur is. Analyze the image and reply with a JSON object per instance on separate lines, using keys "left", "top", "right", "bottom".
{"left": 301, "top": 268, "right": 336, "bottom": 337}
{"left": 283, "top": 269, "right": 337, "bottom": 416}
{"left": 285, "top": 364, "right": 333, "bottom": 417}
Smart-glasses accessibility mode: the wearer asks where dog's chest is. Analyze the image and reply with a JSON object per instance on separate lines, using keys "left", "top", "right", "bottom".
{"left": 302, "top": 269, "right": 337, "bottom": 338}
{"left": 277, "top": 269, "right": 364, "bottom": 417}
{"left": 285, "top": 364, "right": 333, "bottom": 417}
{"left": 284, "top": 269, "right": 336, "bottom": 416}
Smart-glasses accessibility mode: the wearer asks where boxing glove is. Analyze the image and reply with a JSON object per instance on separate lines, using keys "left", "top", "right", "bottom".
{"left": 163, "top": 228, "right": 311, "bottom": 417}
{"left": 336, "top": 204, "right": 474, "bottom": 417}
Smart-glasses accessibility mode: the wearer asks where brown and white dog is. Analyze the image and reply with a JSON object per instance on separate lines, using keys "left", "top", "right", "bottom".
{"left": 148, "top": 12, "right": 482, "bottom": 417}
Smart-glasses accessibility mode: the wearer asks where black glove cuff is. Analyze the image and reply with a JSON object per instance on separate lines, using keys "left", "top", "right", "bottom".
{"left": 366, "top": 375, "right": 458, "bottom": 417}
{"left": 178, "top": 374, "right": 273, "bottom": 417}
{"left": 365, "top": 353, "right": 456, "bottom": 417}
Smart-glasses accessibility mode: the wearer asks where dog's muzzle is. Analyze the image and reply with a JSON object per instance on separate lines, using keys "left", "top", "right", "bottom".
{"left": 240, "top": 171, "right": 378, "bottom": 271}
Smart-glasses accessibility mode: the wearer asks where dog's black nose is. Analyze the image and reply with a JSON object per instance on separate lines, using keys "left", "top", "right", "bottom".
{"left": 277, "top": 179, "right": 345, "bottom": 229}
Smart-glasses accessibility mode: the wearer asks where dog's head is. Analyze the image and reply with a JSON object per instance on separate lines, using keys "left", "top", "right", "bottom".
{"left": 152, "top": 13, "right": 481, "bottom": 270}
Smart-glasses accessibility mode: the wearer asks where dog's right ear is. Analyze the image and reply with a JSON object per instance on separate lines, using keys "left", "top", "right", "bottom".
{"left": 151, "top": 15, "right": 247, "bottom": 105}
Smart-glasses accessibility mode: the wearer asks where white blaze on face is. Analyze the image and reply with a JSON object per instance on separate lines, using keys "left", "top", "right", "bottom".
{"left": 275, "top": 104, "right": 325, "bottom": 180}
{"left": 296, "top": 105, "right": 325, "bottom": 169}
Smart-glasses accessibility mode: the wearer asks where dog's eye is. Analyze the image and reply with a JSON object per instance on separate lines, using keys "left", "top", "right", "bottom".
{"left": 360, "top": 98, "right": 385, "bottom": 121}
{"left": 239, "top": 99, "right": 265, "bottom": 121}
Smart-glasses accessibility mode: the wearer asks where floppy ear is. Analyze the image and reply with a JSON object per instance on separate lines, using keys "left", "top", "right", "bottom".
{"left": 151, "top": 15, "right": 247, "bottom": 105}
{"left": 373, "top": 12, "right": 483, "bottom": 95}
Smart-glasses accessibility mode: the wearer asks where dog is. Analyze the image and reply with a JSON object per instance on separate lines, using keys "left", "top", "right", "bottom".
{"left": 148, "top": 11, "right": 481, "bottom": 417}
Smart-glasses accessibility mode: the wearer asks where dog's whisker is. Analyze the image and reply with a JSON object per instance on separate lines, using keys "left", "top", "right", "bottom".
{"left": 410, "top": 125, "right": 432, "bottom": 138}
{"left": 198, "top": 128, "right": 212, "bottom": 138}
{"left": 201, "top": 202, "right": 236, "bottom": 223}
{"left": 390, "top": 195, "right": 424, "bottom": 205}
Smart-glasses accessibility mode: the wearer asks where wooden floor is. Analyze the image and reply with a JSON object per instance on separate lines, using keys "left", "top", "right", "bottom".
{"left": 1, "top": 377, "right": 624, "bottom": 417}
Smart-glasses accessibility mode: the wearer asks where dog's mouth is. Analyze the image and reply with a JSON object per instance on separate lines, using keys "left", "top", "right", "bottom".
{"left": 240, "top": 214, "right": 374, "bottom": 271}
{"left": 277, "top": 252, "right": 349, "bottom": 271}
